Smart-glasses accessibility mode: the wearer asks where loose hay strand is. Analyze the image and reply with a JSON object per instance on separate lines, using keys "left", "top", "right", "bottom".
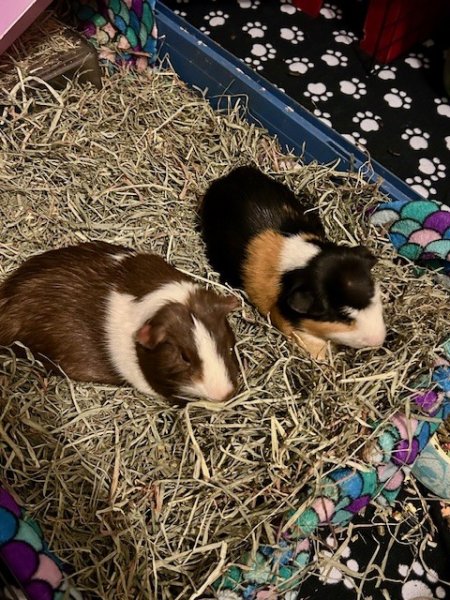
{"left": 0, "top": 46, "right": 449, "bottom": 599}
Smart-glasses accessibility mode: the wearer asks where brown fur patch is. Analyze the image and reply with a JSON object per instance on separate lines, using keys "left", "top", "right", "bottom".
{"left": 269, "top": 305, "right": 294, "bottom": 337}
{"left": 242, "top": 230, "right": 283, "bottom": 316}
{"left": 291, "top": 330, "right": 328, "bottom": 360}
{"left": 136, "top": 302, "right": 202, "bottom": 398}
{"left": 0, "top": 242, "right": 124, "bottom": 383}
{"left": 300, "top": 318, "right": 356, "bottom": 339}
{"left": 270, "top": 310, "right": 330, "bottom": 360}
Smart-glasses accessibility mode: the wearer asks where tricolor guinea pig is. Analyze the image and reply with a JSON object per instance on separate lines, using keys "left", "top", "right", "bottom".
{"left": 200, "top": 165, "right": 386, "bottom": 359}
{"left": 0, "top": 241, "right": 239, "bottom": 402}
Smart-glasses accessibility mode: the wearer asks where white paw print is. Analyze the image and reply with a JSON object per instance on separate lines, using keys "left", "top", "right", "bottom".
{"left": 339, "top": 77, "right": 367, "bottom": 99}
{"left": 405, "top": 176, "right": 437, "bottom": 199}
{"left": 245, "top": 43, "right": 276, "bottom": 71}
{"left": 352, "top": 110, "right": 381, "bottom": 132}
{"left": 304, "top": 82, "right": 333, "bottom": 102}
{"left": 401, "top": 128, "right": 430, "bottom": 150}
{"left": 199, "top": 26, "right": 210, "bottom": 35}
{"left": 384, "top": 88, "right": 412, "bottom": 109}
{"left": 418, "top": 157, "right": 446, "bottom": 181}
{"left": 280, "top": 25, "right": 304, "bottom": 44}
{"left": 238, "top": 0, "right": 261, "bottom": 8}
{"left": 242, "top": 21, "right": 267, "bottom": 38}
{"left": 398, "top": 561, "right": 447, "bottom": 599}
{"left": 342, "top": 131, "right": 367, "bottom": 147}
{"left": 313, "top": 109, "right": 332, "bottom": 127}
{"left": 445, "top": 135, "right": 450, "bottom": 151}
{"left": 280, "top": 0, "right": 296, "bottom": 15}
{"left": 333, "top": 29, "right": 357, "bottom": 44}
{"left": 434, "top": 97, "right": 450, "bottom": 118}
{"left": 320, "top": 3, "right": 343, "bottom": 19}
{"left": 321, "top": 49, "right": 348, "bottom": 67}
{"left": 375, "top": 65, "right": 397, "bottom": 80}
{"left": 286, "top": 57, "right": 314, "bottom": 75}
{"left": 243, "top": 56, "right": 264, "bottom": 71}
{"left": 405, "top": 52, "right": 430, "bottom": 69}
{"left": 204, "top": 10, "right": 229, "bottom": 27}
{"left": 174, "top": 9, "right": 187, "bottom": 17}
{"left": 250, "top": 42, "right": 276, "bottom": 61}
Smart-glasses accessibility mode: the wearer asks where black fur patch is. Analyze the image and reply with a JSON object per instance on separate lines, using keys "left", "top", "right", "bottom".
{"left": 201, "top": 165, "right": 325, "bottom": 287}
{"left": 277, "top": 243, "right": 376, "bottom": 325}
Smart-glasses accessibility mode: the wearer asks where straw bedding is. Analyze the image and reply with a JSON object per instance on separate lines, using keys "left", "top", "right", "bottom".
{"left": 0, "top": 58, "right": 449, "bottom": 599}
{"left": 437, "top": 416, "right": 450, "bottom": 458}
{"left": 0, "top": 13, "right": 82, "bottom": 95}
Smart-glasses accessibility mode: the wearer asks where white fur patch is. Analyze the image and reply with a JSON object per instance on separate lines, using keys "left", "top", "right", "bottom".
{"left": 278, "top": 235, "right": 320, "bottom": 274}
{"left": 181, "top": 317, "right": 234, "bottom": 402}
{"left": 105, "top": 281, "right": 198, "bottom": 395}
{"left": 330, "top": 285, "right": 386, "bottom": 349}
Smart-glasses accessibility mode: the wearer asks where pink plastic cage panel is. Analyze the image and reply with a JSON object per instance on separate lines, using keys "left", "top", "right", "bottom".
{"left": 0, "top": 0, "right": 53, "bottom": 56}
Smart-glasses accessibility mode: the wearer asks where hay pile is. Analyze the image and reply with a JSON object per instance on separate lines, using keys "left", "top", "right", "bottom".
{"left": 0, "top": 13, "right": 83, "bottom": 96}
{"left": 0, "top": 58, "right": 449, "bottom": 599}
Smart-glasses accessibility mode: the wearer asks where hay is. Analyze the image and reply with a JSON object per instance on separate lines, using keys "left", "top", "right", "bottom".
{"left": 437, "top": 416, "right": 450, "bottom": 457}
{"left": 0, "top": 56, "right": 449, "bottom": 599}
{"left": 0, "top": 13, "right": 82, "bottom": 95}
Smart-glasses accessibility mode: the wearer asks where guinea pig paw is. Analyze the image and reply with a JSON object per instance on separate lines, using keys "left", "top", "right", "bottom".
{"left": 242, "top": 308, "right": 257, "bottom": 323}
{"left": 292, "top": 331, "right": 329, "bottom": 361}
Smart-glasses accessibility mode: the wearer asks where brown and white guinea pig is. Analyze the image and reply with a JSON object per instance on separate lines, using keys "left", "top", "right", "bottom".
{"left": 200, "top": 165, "right": 386, "bottom": 359}
{"left": 0, "top": 241, "right": 240, "bottom": 402}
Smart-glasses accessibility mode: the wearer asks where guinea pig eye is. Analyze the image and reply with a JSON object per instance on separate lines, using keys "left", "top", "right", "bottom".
{"left": 180, "top": 350, "right": 191, "bottom": 365}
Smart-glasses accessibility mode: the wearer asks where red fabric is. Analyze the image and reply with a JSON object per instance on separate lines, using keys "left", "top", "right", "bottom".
{"left": 360, "top": 0, "right": 450, "bottom": 63}
{"left": 292, "top": 0, "right": 323, "bottom": 17}
{"left": 293, "top": 0, "right": 449, "bottom": 64}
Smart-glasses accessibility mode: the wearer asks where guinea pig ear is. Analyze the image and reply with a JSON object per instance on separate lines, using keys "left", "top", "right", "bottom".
{"left": 135, "top": 322, "right": 166, "bottom": 350}
{"left": 353, "top": 246, "right": 377, "bottom": 268}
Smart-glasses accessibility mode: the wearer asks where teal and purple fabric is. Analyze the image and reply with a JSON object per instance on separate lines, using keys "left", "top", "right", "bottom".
{"left": 214, "top": 197, "right": 450, "bottom": 599}
{"left": 370, "top": 198, "right": 450, "bottom": 278}
{"left": 214, "top": 373, "right": 450, "bottom": 599}
{"left": 0, "top": 486, "right": 79, "bottom": 600}
{"left": 73, "top": 0, "right": 157, "bottom": 69}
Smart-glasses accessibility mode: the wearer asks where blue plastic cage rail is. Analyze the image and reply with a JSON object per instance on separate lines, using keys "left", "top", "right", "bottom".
{"left": 157, "top": 2, "right": 420, "bottom": 204}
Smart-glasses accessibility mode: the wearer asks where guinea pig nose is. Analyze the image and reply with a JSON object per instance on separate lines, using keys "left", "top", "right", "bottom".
{"left": 223, "top": 389, "right": 236, "bottom": 402}
{"left": 209, "top": 387, "right": 236, "bottom": 403}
